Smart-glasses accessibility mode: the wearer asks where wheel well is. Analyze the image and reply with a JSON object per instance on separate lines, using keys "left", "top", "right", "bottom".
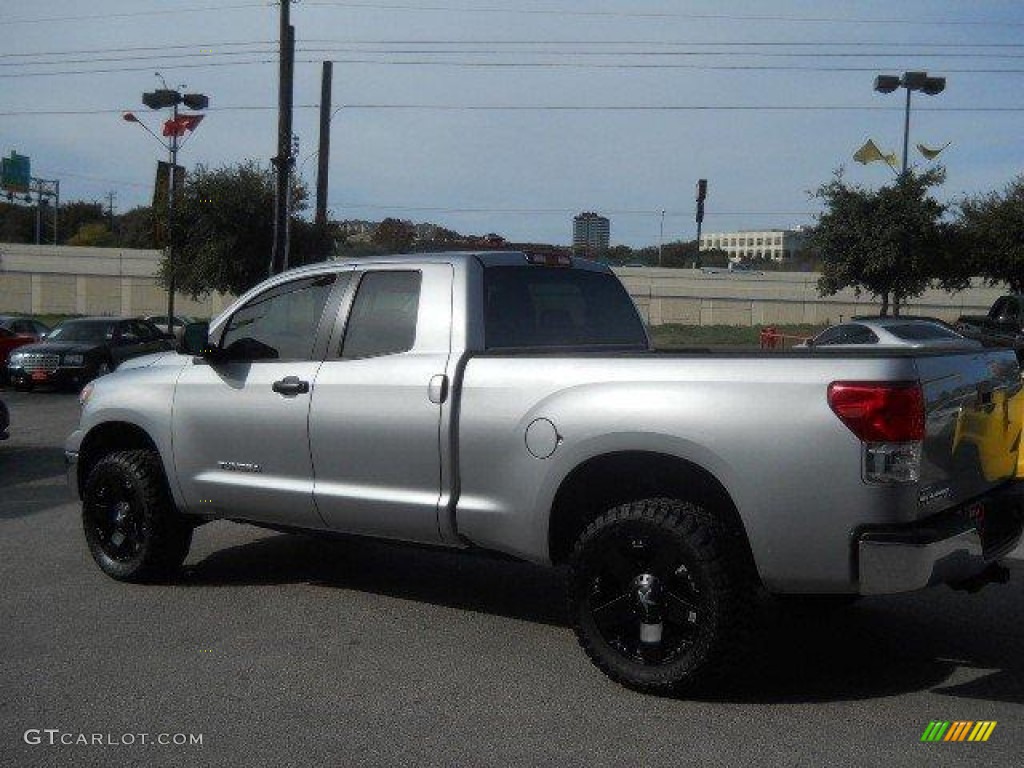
{"left": 77, "top": 422, "right": 160, "bottom": 496}
{"left": 548, "top": 451, "right": 759, "bottom": 580}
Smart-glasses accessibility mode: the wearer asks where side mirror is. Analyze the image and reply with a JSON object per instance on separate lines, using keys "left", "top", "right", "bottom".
{"left": 181, "top": 321, "right": 214, "bottom": 356}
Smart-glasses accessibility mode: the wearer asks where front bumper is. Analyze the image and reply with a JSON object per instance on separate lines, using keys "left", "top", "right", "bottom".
{"left": 8, "top": 364, "right": 90, "bottom": 388}
{"left": 857, "top": 484, "right": 1024, "bottom": 594}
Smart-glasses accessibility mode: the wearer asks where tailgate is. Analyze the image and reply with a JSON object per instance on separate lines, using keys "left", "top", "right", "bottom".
{"left": 918, "top": 348, "right": 1023, "bottom": 513}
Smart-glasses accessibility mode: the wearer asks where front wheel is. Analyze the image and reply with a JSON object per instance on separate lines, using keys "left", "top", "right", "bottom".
{"left": 82, "top": 450, "right": 192, "bottom": 582}
{"left": 568, "top": 498, "right": 754, "bottom": 694}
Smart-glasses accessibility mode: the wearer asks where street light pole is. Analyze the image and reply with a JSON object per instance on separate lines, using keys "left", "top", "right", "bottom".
{"left": 167, "top": 98, "right": 179, "bottom": 332}
{"left": 127, "top": 83, "right": 208, "bottom": 334}
{"left": 873, "top": 71, "right": 946, "bottom": 176}
{"left": 901, "top": 84, "right": 912, "bottom": 175}
{"left": 873, "top": 71, "right": 945, "bottom": 316}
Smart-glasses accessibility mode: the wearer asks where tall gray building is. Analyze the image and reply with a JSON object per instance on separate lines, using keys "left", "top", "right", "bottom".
{"left": 572, "top": 212, "right": 610, "bottom": 254}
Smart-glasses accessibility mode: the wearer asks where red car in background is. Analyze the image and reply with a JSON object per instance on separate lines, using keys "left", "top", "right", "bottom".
{"left": 0, "top": 316, "right": 50, "bottom": 379}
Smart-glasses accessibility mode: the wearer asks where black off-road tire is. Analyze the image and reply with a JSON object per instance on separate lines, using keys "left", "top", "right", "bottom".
{"left": 568, "top": 498, "right": 755, "bottom": 694}
{"left": 82, "top": 449, "right": 193, "bottom": 582}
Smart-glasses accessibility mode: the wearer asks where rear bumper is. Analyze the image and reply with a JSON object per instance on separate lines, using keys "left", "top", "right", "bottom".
{"left": 857, "top": 484, "right": 1024, "bottom": 595}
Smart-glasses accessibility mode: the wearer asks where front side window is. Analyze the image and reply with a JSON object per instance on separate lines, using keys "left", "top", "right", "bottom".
{"left": 221, "top": 273, "right": 337, "bottom": 361}
{"left": 341, "top": 271, "right": 422, "bottom": 359}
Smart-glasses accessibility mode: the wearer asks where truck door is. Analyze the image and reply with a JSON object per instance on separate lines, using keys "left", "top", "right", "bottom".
{"left": 309, "top": 264, "right": 453, "bottom": 543}
{"left": 172, "top": 272, "right": 346, "bottom": 527}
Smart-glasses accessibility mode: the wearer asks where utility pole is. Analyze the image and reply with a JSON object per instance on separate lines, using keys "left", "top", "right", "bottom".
{"left": 271, "top": 0, "right": 295, "bottom": 275}
{"left": 695, "top": 179, "right": 707, "bottom": 269}
{"left": 315, "top": 60, "right": 333, "bottom": 228}
{"left": 107, "top": 191, "right": 117, "bottom": 240}
{"left": 658, "top": 209, "right": 665, "bottom": 267}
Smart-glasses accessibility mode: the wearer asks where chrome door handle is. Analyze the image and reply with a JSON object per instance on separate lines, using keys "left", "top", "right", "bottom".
{"left": 272, "top": 376, "right": 310, "bottom": 396}
{"left": 428, "top": 374, "right": 449, "bottom": 404}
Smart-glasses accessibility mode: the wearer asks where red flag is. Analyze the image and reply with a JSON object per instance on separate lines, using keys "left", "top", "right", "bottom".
{"left": 161, "top": 113, "right": 205, "bottom": 137}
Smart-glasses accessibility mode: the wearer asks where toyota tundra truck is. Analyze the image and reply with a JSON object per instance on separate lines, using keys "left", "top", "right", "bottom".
{"left": 65, "top": 252, "right": 1024, "bottom": 693}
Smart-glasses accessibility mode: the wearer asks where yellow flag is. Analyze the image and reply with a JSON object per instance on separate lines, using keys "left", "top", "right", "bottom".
{"left": 854, "top": 139, "right": 898, "bottom": 168}
{"left": 917, "top": 141, "right": 951, "bottom": 160}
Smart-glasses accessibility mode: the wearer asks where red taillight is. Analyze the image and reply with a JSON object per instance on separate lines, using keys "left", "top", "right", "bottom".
{"left": 827, "top": 381, "right": 925, "bottom": 442}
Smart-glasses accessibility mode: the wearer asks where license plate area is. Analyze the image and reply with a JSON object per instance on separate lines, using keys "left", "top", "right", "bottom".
{"left": 31, "top": 371, "right": 49, "bottom": 381}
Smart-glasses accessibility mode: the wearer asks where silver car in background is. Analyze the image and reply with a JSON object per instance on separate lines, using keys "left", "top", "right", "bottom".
{"left": 802, "top": 317, "right": 982, "bottom": 349}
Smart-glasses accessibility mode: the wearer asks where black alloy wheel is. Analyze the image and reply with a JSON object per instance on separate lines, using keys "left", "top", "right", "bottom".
{"left": 82, "top": 450, "right": 192, "bottom": 582}
{"left": 569, "top": 498, "right": 753, "bottom": 693}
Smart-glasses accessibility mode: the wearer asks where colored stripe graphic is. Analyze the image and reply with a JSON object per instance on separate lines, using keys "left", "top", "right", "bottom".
{"left": 921, "top": 721, "right": 950, "bottom": 742}
{"left": 969, "top": 722, "right": 997, "bottom": 742}
{"left": 923, "top": 721, "right": 996, "bottom": 743}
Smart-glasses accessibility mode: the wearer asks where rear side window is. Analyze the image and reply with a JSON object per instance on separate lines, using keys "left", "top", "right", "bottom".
{"left": 221, "top": 273, "right": 337, "bottom": 361}
{"left": 843, "top": 325, "right": 879, "bottom": 345}
{"left": 484, "top": 267, "right": 647, "bottom": 349}
{"left": 888, "top": 322, "right": 962, "bottom": 341}
{"left": 341, "top": 271, "right": 422, "bottom": 359}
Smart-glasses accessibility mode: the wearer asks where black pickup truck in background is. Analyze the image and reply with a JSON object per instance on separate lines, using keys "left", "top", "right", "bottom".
{"left": 956, "top": 295, "right": 1024, "bottom": 355}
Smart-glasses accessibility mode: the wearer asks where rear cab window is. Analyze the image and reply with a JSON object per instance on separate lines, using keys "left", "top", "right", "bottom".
{"left": 483, "top": 266, "right": 647, "bottom": 350}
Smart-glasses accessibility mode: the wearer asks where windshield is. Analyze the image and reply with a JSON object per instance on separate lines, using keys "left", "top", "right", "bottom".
{"left": 48, "top": 320, "right": 115, "bottom": 343}
{"left": 484, "top": 266, "right": 648, "bottom": 349}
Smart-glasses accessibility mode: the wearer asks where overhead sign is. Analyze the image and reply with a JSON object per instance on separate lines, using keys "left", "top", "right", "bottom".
{"left": 1, "top": 151, "right": 30, "bottom": 194}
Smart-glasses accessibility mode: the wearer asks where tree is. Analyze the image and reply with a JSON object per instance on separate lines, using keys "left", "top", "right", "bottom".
{"left": 161, "top": 161, "right": 332, "bottom": 298}
{"left": 57, "top": 201, "right": 106, "bottom": 245}
{"left": 0, "top": 201, "right": 35, "bottom": 243}
{"left": 118, "top": 206, "right": 157, "bottom": 249}
{"left": 372, "top": 217, "right": 416, "bottom": 252}
{"left": 67, "top": 222, "right": 116, "bottom": 247}
{"left": 958, "top": 175, "right": 1024, "bottom": 292}
{"left": 811, "top": 168, "right": 948, "bottom": 316}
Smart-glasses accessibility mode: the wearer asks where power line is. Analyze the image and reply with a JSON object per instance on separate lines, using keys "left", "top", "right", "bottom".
{"left": 327, "top": 203, "right": 816, "bottom": 217}
{"left": 6, "top": 56, "right": 1024, "bottom": 78}
{"left": 4, "top": 103, "right": 1024, "bottom": 118}
{"left": 5, "top": 3, "right": 266, "bottom": 26}
{"left": 303, "top": 1, "right": 1024, "bottom": 28}
{"left": 6, "top": 39, "right": 1024, "bottom": 60}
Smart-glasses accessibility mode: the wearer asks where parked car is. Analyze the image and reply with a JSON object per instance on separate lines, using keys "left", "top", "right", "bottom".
{"left": 956, "top": 295, "right": 1024, "bottom": 350}
{"left": 145, "top": 314, "right": 195, "bottom": 343}
{"left": 8, "top": 317, "right": 174, "bottom": 390}
{"left": 0, "top": 397, "right": 8, "bottom": 440}
{"left": 0, "top": 316, "right": 50, "bottom": 379}
{"left": 65, "top": 252, "right": 1023, "bottom": 694}
{"left": 799, "top": 317, "right": 982, "bottom": 350}
{"left": 0, "top": 315, "right": 50, "bottom": 337}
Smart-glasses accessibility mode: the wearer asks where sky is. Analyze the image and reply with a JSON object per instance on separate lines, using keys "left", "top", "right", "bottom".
{"left": 2, "top": 0, "right": 1023, "bottom": 247}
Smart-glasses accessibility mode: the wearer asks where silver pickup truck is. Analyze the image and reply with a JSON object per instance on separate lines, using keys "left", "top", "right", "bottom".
{"left": 65, "top": 252, "right": 1024, "bottom": 693}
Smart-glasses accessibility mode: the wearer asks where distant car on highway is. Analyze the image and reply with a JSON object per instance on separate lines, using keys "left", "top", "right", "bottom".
{"left": 8, "top": 317, "right": 174, "bottom": 391}
{"left": 145, "top": 314, "right": 196, "bottom": 343}
{"left": 800, "top": 317, "right": 982, "bottom": 350}
{"left": 701, "top": 262, "right": 764, "bottom": 276}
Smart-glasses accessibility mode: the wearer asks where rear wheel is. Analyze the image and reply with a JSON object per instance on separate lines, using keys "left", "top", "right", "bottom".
{"left": 568, "top": 498, "right": 754, "bottom": 694}
{"left": 82, "top": 450, "right": 192, "bottom": 582}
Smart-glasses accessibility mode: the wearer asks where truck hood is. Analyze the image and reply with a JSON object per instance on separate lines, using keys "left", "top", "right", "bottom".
{"left": 116, "top": 351, "right": 181, "bottom": 371}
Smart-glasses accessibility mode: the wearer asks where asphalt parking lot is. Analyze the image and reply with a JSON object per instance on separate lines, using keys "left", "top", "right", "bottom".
{"left": 1, "top": 387, "right": 1023, "bottom": 767}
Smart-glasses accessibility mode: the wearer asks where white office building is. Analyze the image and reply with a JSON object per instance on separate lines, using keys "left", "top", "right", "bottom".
{"left": 699, "top": 228, "right": 808, "bottom": 262}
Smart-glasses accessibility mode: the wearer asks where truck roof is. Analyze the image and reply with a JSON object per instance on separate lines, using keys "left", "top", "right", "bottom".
{"left": 277, "top": 250, "right": 612, "bottom": 279}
